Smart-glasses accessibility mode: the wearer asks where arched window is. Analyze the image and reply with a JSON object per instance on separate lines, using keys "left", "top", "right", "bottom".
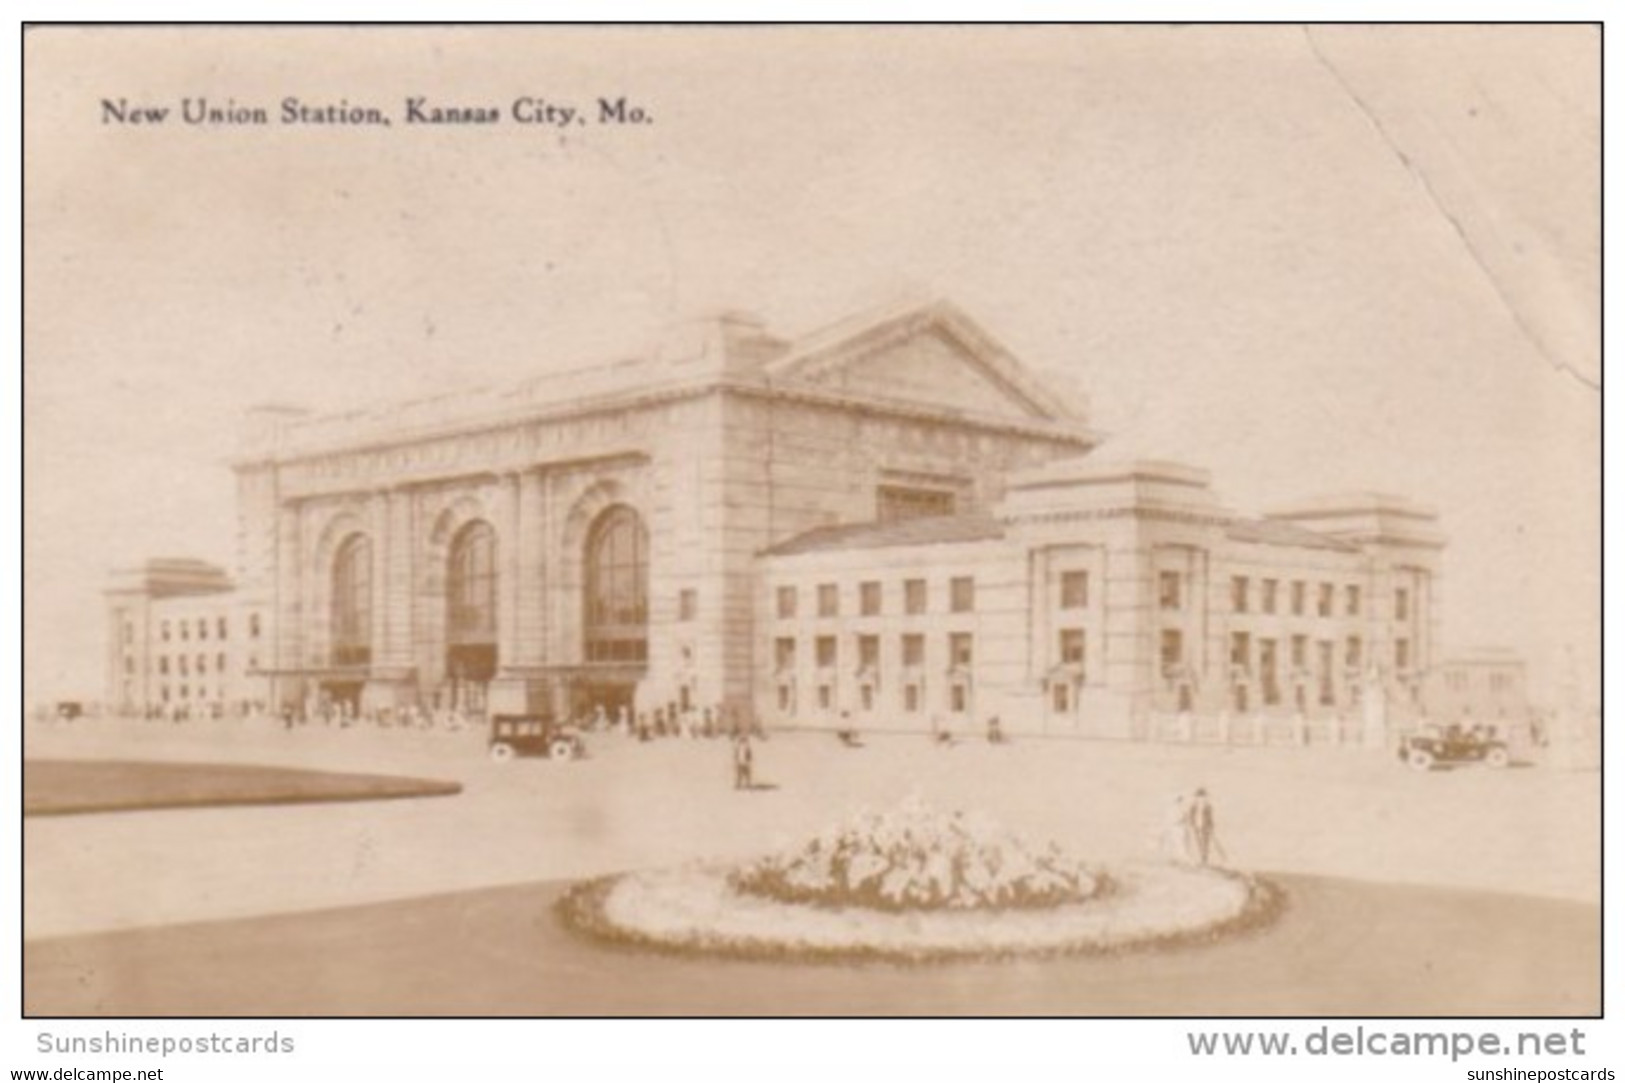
{"left": 331, "top": 534, "right": 372, "bottom": 666}
{"left": 448, "top": 521, "right": 498, "bottom": 645}
{"left": 584, "top": 505, "right": 648, "bottom": 663}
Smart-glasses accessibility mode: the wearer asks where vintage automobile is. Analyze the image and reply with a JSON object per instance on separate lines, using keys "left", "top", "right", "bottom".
{"left": 488, "top": 714, "right": 584, "bottom": 763}
{"left": 1398, "top": 723, "right": 1511, "bottom": 771}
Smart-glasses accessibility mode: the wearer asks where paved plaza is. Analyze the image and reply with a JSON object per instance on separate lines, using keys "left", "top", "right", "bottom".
{"left": 24, "top": 716, "right": 1600, "bottom": 942}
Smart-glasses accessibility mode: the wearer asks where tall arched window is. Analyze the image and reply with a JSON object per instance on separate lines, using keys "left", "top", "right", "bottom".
{"left": 448, "top": 521, "right": 498, "bottom": 646}
{"left": 584, "top": 505, "right": 648, "bottom": 663}
{"left": 331, "top": 534, "right": 372, "bottom": 667}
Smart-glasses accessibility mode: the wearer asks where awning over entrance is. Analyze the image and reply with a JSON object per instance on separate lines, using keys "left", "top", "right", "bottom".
{"left": 249, "top": 665, "right": 383, "bottom": 680}
{"left": 500, "top": 663, "right": 649, "bottom": 684}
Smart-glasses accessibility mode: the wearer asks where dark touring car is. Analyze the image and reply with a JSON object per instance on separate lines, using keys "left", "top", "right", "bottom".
{"left": 1398, "top": 724, "right": 1511, "bottom": 771}
{"left": 488, "top": 714, "right": 584, "bottom": 763}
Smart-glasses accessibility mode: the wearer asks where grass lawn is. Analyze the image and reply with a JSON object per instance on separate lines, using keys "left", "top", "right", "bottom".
{"left": 22, "top": 874, "right": 1600, "bottom": 1016}
{"left": 23, "top": 760, "right": 461, "bottom": 816}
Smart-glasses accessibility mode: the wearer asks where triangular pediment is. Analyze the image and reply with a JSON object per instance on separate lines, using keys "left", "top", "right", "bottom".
{"left": 764, "top": 300, "right": 1083, "bottom": 423}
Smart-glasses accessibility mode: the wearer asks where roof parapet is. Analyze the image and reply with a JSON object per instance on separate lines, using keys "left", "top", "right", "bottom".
{"left": 1264, "top": 492, "right": 1446, "bottom": 549}
{"left": 998, "top": 456, "right": 1222, "bottom": 521}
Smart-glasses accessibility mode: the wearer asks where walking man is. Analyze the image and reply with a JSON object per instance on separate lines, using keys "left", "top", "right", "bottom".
{"left": 1188, "top": 787, "right": 1219, "bottom": 866}
{"left": 732, "top": 730, "right": 754, "bottom": 791}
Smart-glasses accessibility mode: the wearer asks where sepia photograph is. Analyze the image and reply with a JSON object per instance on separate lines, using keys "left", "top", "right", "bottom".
{"left": 19, "top": 20, "right": 1601, "bottom": 1038}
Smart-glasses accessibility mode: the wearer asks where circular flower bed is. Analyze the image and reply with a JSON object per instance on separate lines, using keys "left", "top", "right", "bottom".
{"left": 559, "top": 798, "right": 1281, "bottom": 963}
{"left": 730, "top": 799, "right": 1102, "bottom": 912}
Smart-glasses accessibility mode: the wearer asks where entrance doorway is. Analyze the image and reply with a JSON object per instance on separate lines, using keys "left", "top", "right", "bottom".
{"left": 322, "top": 680, "right": 363, "bottom": 716}
{"left": 570, "top": 681, "right": 635, "bottom": 726}
{"left": 446, "top": 643, "right": 497, "bottom": 715}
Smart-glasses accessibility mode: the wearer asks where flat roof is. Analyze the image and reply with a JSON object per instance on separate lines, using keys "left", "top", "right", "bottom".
{"left": 763, "top": 513, "right": 1006, "bottom": 557}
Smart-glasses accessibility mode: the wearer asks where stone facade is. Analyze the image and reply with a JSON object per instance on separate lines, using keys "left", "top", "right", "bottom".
{"left": 103, "top": 559, "right": 270, "bottom": 714}
{"left": 110, "top": 300, "right": 1096, "bottom": 722}
{"left": 105, "top": 298, "right": 1445, "bottom": 742}
{"left": 758, "top": 460, "right": 1445, "bottom": 744}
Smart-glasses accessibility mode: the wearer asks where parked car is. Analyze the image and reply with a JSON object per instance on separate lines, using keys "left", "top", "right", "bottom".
{"left": 1398, "top": 723, "right": 1511, "bottom": 771}
{"left": 488, "top": 714, "right": 584, "bottom": 763}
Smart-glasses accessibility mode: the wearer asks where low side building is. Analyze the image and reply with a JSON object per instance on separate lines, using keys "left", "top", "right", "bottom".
{"left": 1422, "top": 647, "right": 1533, "bottom": 733}
{"left": 757, "top": 459, "right": 1445, "bottom": 744}
{"left": 103, "top": 559, "right": 271, "bottom": 715}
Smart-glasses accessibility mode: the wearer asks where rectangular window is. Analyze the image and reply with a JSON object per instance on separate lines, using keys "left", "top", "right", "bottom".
{"left": 679, "top": 589, "right": 697, "bottom": 621}
{"left": 902, "top": 633, "right": 925, "bottom": 668}
{"left": 1346, "top": 635, "right": 1363, "bottom": 669}
{"left": 1290, "top": 580, "right": 1306, "bottom": 616}
{"left": 1230, "top": 632, "right": 1251, "bottom": 673}
{"left": 1395, "top": 638, "right": 1411, "bottom": 671}
{"left": 1060, "top": 570, "right": 1089, "bottom": 610}
{"left": 178, "top": 656, "right": 189, "bottom": 676}
{"left": 216, "top": 652, "right": 227, "bottom": 673}
{"left": 950, "top": 685, "right": 968, "bottom": 713}
{"left": 249, "top": 613, "right": 262, "bottom": 639}
{"left": 181, "top": 622, "right": 190, "bottom": 642}
{"left": 123, "top": 619, "right": 135, "bottom": 645}
{"left": 158, "top": 656, "right": 169, "bottom": 675}
{"left": 774, "top": 637, "right": 796, "bottom": 674}
{"left": 1052, "top": 683, "right": 1070, "bottom": 713}
{"left": 777, "top": 685, "right": 792, "bottom": 713}
{"left": 1317, "top": 641, "right": 1336, "bottom": 705}
{"left": 860, "top": 581, "right": 882, "bottom": 617}
{"left": 1346, "top": 584, "right": 1361, "bottom": 617}
{"left": 949, "top": 632, "right": 973, "bottom": 668}
{"left": 860, "top": 685, "right": 874, "bottom": 711}
{"left": 858, "top": 634, "right": 880, "bottom": 671}
{"left": 161, "top": 620, "right": 171, "bottom": 642}
{"left": 776, "top": 586, "right": 797, "bottom": 620}
{"left": 904, "top": 684, "right": 920, "bottom": 713}
{"left": 1259, "top": 639, "right": 1280, "bottom": 705}
{"left": 816, "top": 635, "right": 837, "bottom": 669}
{"left": 1059, "top": 628, "right": 1086, "bottom": 665}
{"left": 1291, "top": 634, "right": 1308, "bottom": 671}
{"left": 950, "top": 576, "right": 975, "bottom": 613}
{"left": 218, "top": 617, "right": 229, "bottom": 640}
{"left": 904, "top": 579, "right": 928, "bottom": 615}
{"left": 818, "top": 584, "right": 838, "bottom": 618}
{"left": 1158, "top": 571, "right": 1182, "bottom": 611}
{"left": 1160, "top": 628, "right": 1183, "bottom": 675}
{"left": 817, "top": 685, "right": 832, "bottom": 711}
{"left": 1232, "top": 576, "right": 1250, "bottom": 614}
{"left": 1318, "top": 582, "right": 1334, "bottom": 618}
{"left": 877, "top": 485, "right": 955, "bottom": 523}
{"left": 1395, "top": 587, "right": 1411, "bottom": 622}
{"left": 1261, "top": 579, "right": 1278, "bottom": 615}
{"left": 197, "top": 653, "right": 208, "bottom": 675}
{"left": 198, "top": 618, "right": 209, "bottom": 641}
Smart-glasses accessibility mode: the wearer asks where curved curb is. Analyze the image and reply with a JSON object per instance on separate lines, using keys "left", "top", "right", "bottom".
{"left": 558, "top": 864, "right": 1286, "bottom": 965}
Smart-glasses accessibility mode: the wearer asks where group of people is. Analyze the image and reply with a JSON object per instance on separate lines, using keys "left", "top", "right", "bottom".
{"left": 278, "top": 700, "right": 477, "bottom": 732}
{"left": 578, "top": 701, "right": 765, "bottom": 744}
{"left": 1162, "top": 786, "right": 1222, "bottom": 866}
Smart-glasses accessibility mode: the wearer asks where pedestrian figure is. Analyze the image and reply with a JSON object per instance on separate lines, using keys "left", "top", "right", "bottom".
{"left": 1187, "top": 787, "right": 1220, "bottom": 866}
{"left": 1161, "top": 792, "right": 1196, "bottom": 864}
{"left": 732, "top": 731, "right": 754, "bottom": 791}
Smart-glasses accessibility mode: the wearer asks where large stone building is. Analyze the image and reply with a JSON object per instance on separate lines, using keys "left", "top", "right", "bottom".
{"left": 105, "top": 299, "right": 1446, "bottom": 740}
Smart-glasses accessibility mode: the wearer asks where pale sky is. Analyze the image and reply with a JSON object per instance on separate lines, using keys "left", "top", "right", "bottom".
{"left": 23, "top": 25, "right": 1600, "bottom": 706}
